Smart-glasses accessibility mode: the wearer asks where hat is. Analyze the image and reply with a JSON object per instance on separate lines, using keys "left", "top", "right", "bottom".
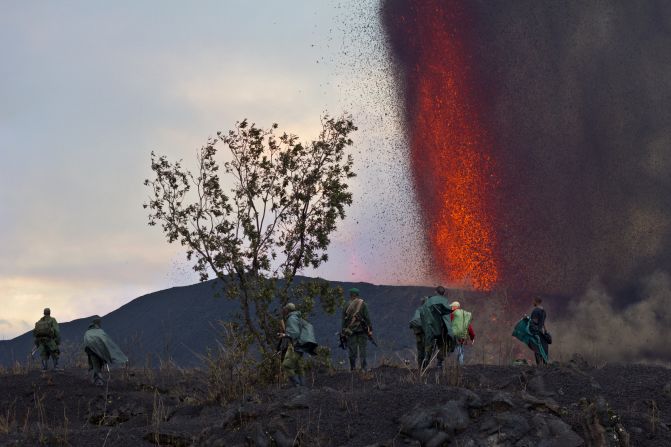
{"left": 284, "top": 303, "right": 296, "bottom": 311}
{"left": 43, "top": 308, "right": 51, "bottom": 316}
{"left": 450, "top": 301, "right": 461, "bottom": 309}
{"left": 92, "top": 317, "right": 102, "bottom": 326}
{"left": 349, "top": 288, "right": 360, "bottom": 296}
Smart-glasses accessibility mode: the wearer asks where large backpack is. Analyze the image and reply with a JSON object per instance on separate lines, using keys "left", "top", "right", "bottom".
{"left": 451, "top": 309, "right": 472, "bottom": 339}
{"left": 34, "top": 319, "right": 54, "bottom": 338}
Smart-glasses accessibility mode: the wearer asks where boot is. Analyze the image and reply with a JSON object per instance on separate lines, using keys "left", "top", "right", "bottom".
{"left": 361, "top": 359, "right": 368, "bottom": 372}
{"left": 349, "top": 358, "right": 356, "bottom": 371}
{"left": 289, "top": 376, "right": 302, "bottom": 387}
{"left": 41, "top": 359, "right": 48, "bottom": 371}
{"left": 298, "top": 376, "right": 305, "bottom": 387}
{"left": 52, "top": 358, "right": 62, "bottom": 371}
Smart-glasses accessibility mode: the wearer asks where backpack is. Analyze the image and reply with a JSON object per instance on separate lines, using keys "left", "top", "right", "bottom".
{"left": 345, "top": 298, "right": 365, "bottom": 331}
{"left": 451, "top": 309, "right": 472, "bottom": 339}
{"left": 34, "top": 319, "right": 54, "bottom": 338}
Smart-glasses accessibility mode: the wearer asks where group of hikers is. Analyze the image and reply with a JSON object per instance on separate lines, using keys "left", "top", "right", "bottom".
{"left": 32, "top": 286, "right": 550, "bottom": 389}
{"left": 277, "top": 286, "right": 551, "bottom": 387}
{"left": 33, "top": 309, "right": 128, "bottom": 386}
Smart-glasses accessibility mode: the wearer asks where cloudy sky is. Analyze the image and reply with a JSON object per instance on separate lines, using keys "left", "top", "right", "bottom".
{"left": 0, "top": 1, "right": 426, "bottom": 339}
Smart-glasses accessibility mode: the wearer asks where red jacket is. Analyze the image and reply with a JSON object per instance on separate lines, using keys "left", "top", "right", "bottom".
{"left": 450, "top": 312, "right": 475, "bottom": 342}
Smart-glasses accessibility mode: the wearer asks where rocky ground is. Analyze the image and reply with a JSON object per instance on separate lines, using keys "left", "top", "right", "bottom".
{"left": 0, "top": 357, "right": 669, "bottom": 446}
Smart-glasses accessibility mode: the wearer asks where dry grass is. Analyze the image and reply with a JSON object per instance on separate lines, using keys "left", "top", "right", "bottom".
{"left": 0, "top": 399, "right": 17, "bottom": 435}
{"left": 199, "top": 321, "right": 260, "bottom": 404}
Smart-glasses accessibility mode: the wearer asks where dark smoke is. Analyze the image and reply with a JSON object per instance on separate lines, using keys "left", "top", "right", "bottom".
{"left": 382, "top": 0, "right": 671, "bottom": 297}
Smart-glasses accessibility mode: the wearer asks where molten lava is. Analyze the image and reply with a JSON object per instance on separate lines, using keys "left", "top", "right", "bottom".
{"left": 384, "top": 1, "right": 499, "bottom": 290}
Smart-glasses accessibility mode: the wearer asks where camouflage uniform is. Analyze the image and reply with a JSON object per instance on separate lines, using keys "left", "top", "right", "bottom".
{"left": 282, "top": 344, "right": 304, "bottom": 386}
{"left": 341, "top": 289, "right": 372, "bottom": 371}
{"left": 33, "top": 310, "right": 60, "bottom": 370}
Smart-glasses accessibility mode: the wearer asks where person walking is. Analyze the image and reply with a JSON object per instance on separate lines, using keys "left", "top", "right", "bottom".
{"left": 512, "top": 297, "right": 550, "bottom": 366}
{"left": 409, "top": 296, "right": 428, "bottom": 368}
{"left": 420, "top": 286, "right": 455, "bottom": 369}
{"left": 33, "top": 308, "right": 61, "bottom": 371}
{"left": 83, "top": 318, "right": 128, "bottom": 386}
{"left": 449, "top": 301, "right": 475, "bottom": 365}
{"left": 341, "top": 288, "right": 373, "bottom": 371}
{"left": 279, "top": 302, "right": 318, "bottom": 387}
{"left": 528, "top": 297, "right": 550, "bottom": 365}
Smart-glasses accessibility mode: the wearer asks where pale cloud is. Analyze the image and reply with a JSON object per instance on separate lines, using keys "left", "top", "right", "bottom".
{"left": 178, "top": 70, "right": 307, "bottom": 111}
{"left": 0, "top": 276, "right": 105, "bottom": 340}
{"left": 0, "top": 0, "right": 427, "bottom": 339}
{"left": 0, "top": 257, "right": 197, "bottom": 341}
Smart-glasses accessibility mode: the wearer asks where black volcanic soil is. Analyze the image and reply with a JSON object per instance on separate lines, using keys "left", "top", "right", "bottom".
{"left": 0, "top": 359, "right": 670, "bottom": 446}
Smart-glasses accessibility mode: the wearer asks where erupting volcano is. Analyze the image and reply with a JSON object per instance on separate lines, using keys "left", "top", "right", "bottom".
{"left": 383, "top": 0, "right": 671, "bottom": 297}
{"left": 382, "top": 1, "right": 499, "bottom": 290}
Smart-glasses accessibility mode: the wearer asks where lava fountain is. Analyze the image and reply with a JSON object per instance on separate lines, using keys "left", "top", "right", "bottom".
{"left": 382, "top": 0, "right": 499, "bottom": 290}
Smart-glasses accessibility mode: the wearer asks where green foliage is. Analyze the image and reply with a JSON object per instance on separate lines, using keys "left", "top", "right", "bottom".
{"left": 144, "top": 115, "right": 356, "bottom": 354}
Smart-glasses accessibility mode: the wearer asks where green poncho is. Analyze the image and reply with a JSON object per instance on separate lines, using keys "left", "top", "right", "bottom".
{"left": 285, "top": 311, "right": 318, "bottom": 355}
{"left": 512, "top": 316, "right": 548, "bottom": 363}
{"left": 420, "top": 295, "right": 455, "bottom": 348}
{"left": 83, "top": 325, "right": 129, "bottom": 365}
{"left": 409, "top": 307, "right": 422, "bottom": 331}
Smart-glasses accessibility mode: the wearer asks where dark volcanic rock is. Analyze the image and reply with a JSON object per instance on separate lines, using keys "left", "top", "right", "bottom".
{"left": 0, "top": 363, "right": 669, "bottom": 446}
{"left": 399, "top": 400, "right": 470, "bottom": 441}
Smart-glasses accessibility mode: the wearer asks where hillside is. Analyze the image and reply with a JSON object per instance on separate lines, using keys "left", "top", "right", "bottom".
{"left": 0, "top": 279, "right": 453, "bottom": 368}
{"left": 1, "top": 277, "right": 574, "bottom": 369}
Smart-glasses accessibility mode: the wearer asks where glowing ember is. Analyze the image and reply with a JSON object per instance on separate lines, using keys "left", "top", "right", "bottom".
{"left": 383, "top": 0, "right": 499, "bottom": 290}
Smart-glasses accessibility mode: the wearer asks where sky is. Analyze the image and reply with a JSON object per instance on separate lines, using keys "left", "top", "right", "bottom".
{"left": 0, "top": 1, "right": 427, "bottom": 339}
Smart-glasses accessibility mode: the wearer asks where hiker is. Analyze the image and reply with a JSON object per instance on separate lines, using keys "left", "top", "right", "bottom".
{"left": 409, "top": 296, "right": 428, "bottom": 368}
{"left": 449, "top": 301, "right": 475, "bottom": 365}
{"left": 33, "top": 308, "right": 61, "bottom": 371}
{"left": 420, "top": 286, "right": 455, "bottom": 368}
{"left": 83, "top": 318, "right": 128, "bottom": 386}
{"left": 341, "top": 288, "right": 373, "bottom": 371}
{"left": 511, "top": 297, "right": 550, "bottom": 366}
{"left": 529, "top": 297, "right": 550, "bottom": 365}
{"left": 279, "top": 303, "right": 318, "bottom": 387}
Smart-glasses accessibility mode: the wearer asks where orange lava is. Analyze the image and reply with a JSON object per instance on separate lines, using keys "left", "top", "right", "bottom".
{"left": 389, "top": 1, "right": 499, "bottom": 290}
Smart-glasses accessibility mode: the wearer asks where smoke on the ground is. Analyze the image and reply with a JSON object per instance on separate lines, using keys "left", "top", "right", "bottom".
{"left": 552, "top": 271, "right": 671, "bottom": 364}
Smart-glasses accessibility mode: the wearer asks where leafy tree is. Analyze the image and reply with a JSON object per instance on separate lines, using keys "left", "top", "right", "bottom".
{"left": 144, "top": 115, "right": 356, "bottom": 354}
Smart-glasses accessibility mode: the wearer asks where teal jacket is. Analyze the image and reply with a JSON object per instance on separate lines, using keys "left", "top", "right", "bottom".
{"left": 285, "top": 311, "right": 317, "bottom": 355}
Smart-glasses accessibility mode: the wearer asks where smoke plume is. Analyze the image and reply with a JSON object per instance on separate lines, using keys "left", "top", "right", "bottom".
{"left": 553, "top": 272, "right": 671, "bottom": 363}
{"left": 382, "top": 0, "right": 671, "bottom": 297}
